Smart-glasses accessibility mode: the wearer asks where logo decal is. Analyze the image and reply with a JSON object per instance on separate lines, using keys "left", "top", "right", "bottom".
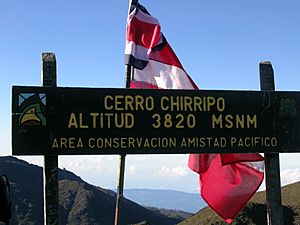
{"left": 18, "top": 93, "right": 46, "bottom": 126}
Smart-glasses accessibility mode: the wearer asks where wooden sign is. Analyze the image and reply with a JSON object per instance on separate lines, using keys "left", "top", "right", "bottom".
{"left": 12, "top": 86, "right": 300, "bottom": 155}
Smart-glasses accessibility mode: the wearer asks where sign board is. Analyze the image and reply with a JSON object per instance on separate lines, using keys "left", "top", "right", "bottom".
{"left": 12, "top": 86, "right": 300, "bottom": 155}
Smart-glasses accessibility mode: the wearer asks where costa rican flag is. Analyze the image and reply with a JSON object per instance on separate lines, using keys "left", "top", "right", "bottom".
{"left": 125, "top": 0, "right": 264, "bottom": 223}
{"left": 125, "top": 0, "right": 197, "bottom": 89}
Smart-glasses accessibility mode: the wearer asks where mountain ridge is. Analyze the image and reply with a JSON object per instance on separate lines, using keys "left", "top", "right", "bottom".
{"left": 3, "top": 156, "right": 300, "bottom": 225}
{"left": 0, "top": 156, "right": 190, "bottom": 225}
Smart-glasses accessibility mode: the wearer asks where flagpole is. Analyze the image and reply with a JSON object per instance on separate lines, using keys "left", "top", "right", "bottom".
{"left": 114, "top": 64, "right": 132, "bottom": 225}
{"left": 114, "top": 1, "right": 134, "bottom": 223}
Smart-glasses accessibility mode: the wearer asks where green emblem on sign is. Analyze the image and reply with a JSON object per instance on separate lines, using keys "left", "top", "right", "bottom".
{"left": 18, "top": 93, "right": 46, "bottom": 126}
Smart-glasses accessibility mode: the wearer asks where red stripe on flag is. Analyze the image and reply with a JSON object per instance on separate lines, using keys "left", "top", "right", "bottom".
{"left": 127, "top": 16, "right": 161, "bottom": 50}
{"left": 221, "top": 153, "right": 264, "bottom": 165}
{"left": 130, "top": 81, "right": 160, "bottom": 89}
{"left": 149, "top": 42, "right": 184, "bottom": 70}
{"left": 198, "top": 154, "right": 264, "bottom": 223}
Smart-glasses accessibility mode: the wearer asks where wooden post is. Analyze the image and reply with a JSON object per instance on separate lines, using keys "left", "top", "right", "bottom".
{"left": 259, "top": 61, "right": 283, "bottom": 225}
{"left": 42, "top": 53, "right": 59, "bottom": 225}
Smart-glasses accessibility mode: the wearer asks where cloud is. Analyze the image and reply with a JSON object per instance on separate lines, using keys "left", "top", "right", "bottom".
{"left": 258, "top": 168, "right": 300, "bottom": 191}
{"left": 158, "top": 165, "right": 188, "bottom": 177}
{"left": 18, "top": 156, "right": 44, "bottom": 167}
{"left": 281, "top": 168, "right": 300, "bottom": 186}
{"left": 280, "top": 153, "right": 300, "bottom": 169}
{"left": 20, "top": 155, "right": 300, "bottom": 192}
{"left": 58, "top": 155, "right": 120, "bottom": 174}
{"left": 128, "top": 165, "right": 137, "bottom": 174}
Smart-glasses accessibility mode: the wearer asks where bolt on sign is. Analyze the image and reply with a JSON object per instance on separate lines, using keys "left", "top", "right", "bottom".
{"left": 12, "top": 86, "right": 300, "bottom": 156}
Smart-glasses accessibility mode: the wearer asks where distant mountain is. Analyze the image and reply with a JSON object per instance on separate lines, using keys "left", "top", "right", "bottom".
{"left": 0, "top": 156, "right": 189, "bottom": 225}
{"left": 178, "top": 181, "right": 300, "bottom": 225}
{"left": 123, "top": 189, "right": 206, "bottom": 213}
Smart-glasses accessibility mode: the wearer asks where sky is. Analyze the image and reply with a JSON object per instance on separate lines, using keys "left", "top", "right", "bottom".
{"left": 1, "top": 0, "right": 300, "bottom": 193}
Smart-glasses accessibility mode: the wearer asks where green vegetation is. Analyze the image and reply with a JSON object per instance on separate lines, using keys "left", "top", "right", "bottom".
{"left": 178, "top": 182, "right": 300, "bottom": 225}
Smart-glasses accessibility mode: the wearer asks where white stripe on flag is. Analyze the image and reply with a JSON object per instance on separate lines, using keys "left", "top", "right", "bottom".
{"left": 134, "top": 60, "right": 196, "bottom": 89}
{"left": 128, "top": 7, "right": 160, "bottom": 25}
{"left": 241, "top": 161, "right": 265, "bottom": 173}
{"left": 125, "top": 41, "right": 149, "bottom": 61}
